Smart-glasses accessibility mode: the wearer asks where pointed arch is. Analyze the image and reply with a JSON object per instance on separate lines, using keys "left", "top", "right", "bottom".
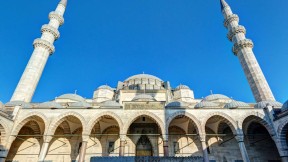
{"left": 85, "top": 111, "right": 123, "bottom": 135}
{"left": 123, "top": 111, "right": 165, "bottom": 135}
{"left": 240, "top": 112, "right": 275, "bottom": 136}
{"left": 278, "top": 119, "right": 288, "bottom": 149}
{"left": 166, "top": 111, "right": 202, "bottom": 134}
{"left": 0, "top": 121, "right": 9, "bottom": 148}
{"left": 202, "top": 112, "right": 238, "bottom": 134}
{"left": 11, "top": 112, "right": 48, "bottom": 137}
{"left": 48, "top": 111, "right": 86, "bottom": 139}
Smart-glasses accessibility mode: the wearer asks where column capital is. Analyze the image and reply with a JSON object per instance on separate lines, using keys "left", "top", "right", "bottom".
{"left": 236, "top": 134, "right": 245, "bottom": 142}
{"left": 199, "top": 134, "right": 206, "bottom": 142}
{"left": 120, "top": 134, "right": 126, "bottom": 141}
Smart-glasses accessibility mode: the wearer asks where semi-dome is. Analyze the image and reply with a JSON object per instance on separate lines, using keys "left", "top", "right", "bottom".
{"left": 125, "top": 74, "right": 163, "bottom": 82}
{"left": 224, "top": 100, "right": 250, "bottom": 109}
{"left": 38, "top": 102, "right": 63, "bottom": 109}
{"left": 175, "top": 85, "right": 190, "bottom": 90}
{"left": 282, "top": 100, "right": 288, "bottom": 111}
{"left": 205, "top": 94, "right": 230, "bottom": 101}
{"left": 69, "top": 101, "right": 92, "bottom": 108}
{"left": 97, "top": 85, "right": 114, "bottom": 91}
{"left": 57, "top": 94, "right": 85, "bottom": 102}
{"left": 195, "top": 101, "right": 219, "bottom": 108}
{"left": 166, "top": 101, "right": 188, "bottom": 108}
{"left": 100, "top": 100, "right": 122, "bottom": 108}
{"left": 132, "top": 94, "right": 156, "bottom": 101}
{"left": 5, "top": 101, "right": 32, "bottom": 108}
{"left": 254, "top": 100, "right": 283, "bottom": 109}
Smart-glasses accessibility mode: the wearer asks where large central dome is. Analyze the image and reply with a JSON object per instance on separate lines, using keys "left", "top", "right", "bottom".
{"left": 123, "top": 74, "right": 164, "bottom": 90}
{"left": 125, "top": 74, "right": 163, "bottom": 82}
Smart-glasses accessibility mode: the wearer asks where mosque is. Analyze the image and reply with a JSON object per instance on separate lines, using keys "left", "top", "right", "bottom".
{"left": 0, "top": 0, "right": 288, "bottom": 162}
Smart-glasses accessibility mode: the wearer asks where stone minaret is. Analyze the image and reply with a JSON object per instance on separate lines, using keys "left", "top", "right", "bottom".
{"left": 11, "top": 0, "right": 67, "bottom": 102}
{"left": 220, "top": 0, "right": 275, "bottom": 102}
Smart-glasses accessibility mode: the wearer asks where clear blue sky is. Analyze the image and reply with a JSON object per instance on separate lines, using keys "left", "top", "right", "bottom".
{"left": 0, "top": 0, "right": 287, "bottom": 103}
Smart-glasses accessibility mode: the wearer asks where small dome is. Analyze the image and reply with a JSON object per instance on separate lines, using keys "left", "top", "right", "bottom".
{"left": 125, "top": 74, "right": 163, "bottom": 82}
{"left": 5, "top": 101, "right": 32, "bottom": 108}
{"left": 282, "top": 100, "right": 288, "bottom": 111}
{"left": 38, "top": 102, "right": 63, "bottom": 109}
{"left": 166, "top": 101, "right": 188, "bottom": 107}
{"left": 224, "top": 100, "right": 250, "bottom": 109}
{"left": 254, "top": 100, "right": 283, "bottom": 109}
{"left": 57, "top": 94, "right": 85, "bottom": 102}
{"left": 195, "top": 101, "right": 219, "bottom": 108}
{"left": 97, "top": 85, "right": 114, "bottom": 91}
{"left": 132, "top": 94, "right": 156, "bottom": 101}
{"left": 69, "top": 101, "right": 92, "bottom": 108}
{"left": 205, "top": 94, "right": 230, "bottom": 101}
{"left": 100, "top": 100, "right": 122, "bottom": 108}
{"left": 175, "top": 85, "right": 190, "bottom": 90}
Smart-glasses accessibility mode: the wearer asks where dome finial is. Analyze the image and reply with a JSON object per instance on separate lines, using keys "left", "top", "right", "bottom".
{"left": 60, "top": 0, "right": 67, "bottom": 7}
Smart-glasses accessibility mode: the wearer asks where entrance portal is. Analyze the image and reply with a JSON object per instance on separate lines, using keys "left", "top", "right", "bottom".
{"left": 136, "top": 135, "right": 153, "bottom": 156}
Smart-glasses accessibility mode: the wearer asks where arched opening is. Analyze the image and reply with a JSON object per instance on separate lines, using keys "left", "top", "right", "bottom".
{"left": 44, "top": 115, "right": 83, "bottom": 162}
{"left": 205, "top": 115, "right": 242, "bottom": 161}
{"left": 86, "top": 115, "right": 120, "bottom": 160}
{"left": 280, "top": 122, "right": 288, "bottom": 150}
{"left": 7, "top": 116, "right": 45, "bottom": 162}
{"left": 126, "top": 115, "right": 163, "bottom": 156}
{"left": 243, "top": 116, "right": 280, "bottom": 161}
{"left": 168, "top": 115, "right": 202, "bottom": 157}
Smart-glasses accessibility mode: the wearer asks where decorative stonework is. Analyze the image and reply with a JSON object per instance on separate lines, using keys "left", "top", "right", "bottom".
{"left": 41, "top": 24, "right": 60, "bottom": 39}
{"left": 224, "top": 14, "right": 239, "bottom": 28}
{"left": 227, "top": 25, "right": 246, "bottom": 41}
{"left": 49, "top": 11, "right": 64, "bottom": 25}
{"left": 33, "top": 38, "right": 55, "bottom": 54}
{"left": 232, "top": 39, "right": 254, "bottom": 55}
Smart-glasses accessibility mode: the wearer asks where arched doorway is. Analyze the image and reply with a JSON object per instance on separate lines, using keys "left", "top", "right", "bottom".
{"left": 136, "top": 135, "right": 153, "bottom": 156}
{"left": 243, "top": 116, "right": 280, "bottom": 161}
{"left": 125, "top": 114, "right": 164, "bottom": 156}
{"left": 205, "top": 115, "right": 242, "bottom": 162}
{"left": 45, "top": 115, "right": 83, "bottom": 162}
{"left": 7, "top": 116, "right": 45, "bottom": 162}
{"left": 87, "top": 115, "right": 121, "bottom": 159}
{"left": 168, "top": 114, "right": 202, "bottom": 157}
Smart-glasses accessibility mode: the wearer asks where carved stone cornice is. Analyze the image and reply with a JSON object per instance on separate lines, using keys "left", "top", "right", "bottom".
{"left": 224, "top": 14, "right": 239, "bottom": 28}
{"left": 33, "top": 38, "right": 55, "bottom": 54}
{"left": 41, "top": 24, "right": 60, "bottom": 39}
{"left": 49, "top": 11, "right": 64, "bottom": 26}
{"left": 227, "top": 25, "right": 246, "bottom": 41}
{"left": 232, "top": 39, "right": 254, "bottom": 55}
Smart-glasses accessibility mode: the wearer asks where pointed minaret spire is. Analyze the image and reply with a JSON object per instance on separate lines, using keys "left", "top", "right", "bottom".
{"left": 220, "top": 0, "right": 275, "bottom": 102}
{"left": 11, "top": 0, "right": 68, "bottom": 102}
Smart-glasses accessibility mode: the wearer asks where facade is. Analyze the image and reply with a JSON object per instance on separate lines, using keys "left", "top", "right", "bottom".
{"left": 0, "top": 0, "right": 288, "bottom": 162}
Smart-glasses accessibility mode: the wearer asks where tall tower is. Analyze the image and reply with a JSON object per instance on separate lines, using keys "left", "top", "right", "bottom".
{"left": 220, "top": 0, "right": 275, "bottom": 102}
{"left": 11, "top": 0, "right": 67, "bottom": 102}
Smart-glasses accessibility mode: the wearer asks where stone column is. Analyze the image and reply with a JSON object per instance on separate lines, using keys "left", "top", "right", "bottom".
{"left": 236, "top": 134, "right": 250, "bottom": 162}
{"left": 78, "top": 141, "right": 88, "bottom": 162}
{"left": 0, "top": 150, "right": 8, "bottom": 162}
{"left": 199, "top": 134, "right": 209, "bottom": 162}
{"left": 119, "top": 135, "right": 126, "bottom": 156}
{"left": 272, "top": 136, "right": 288, "bottom": 162}
{"left": 163, "top": 140, "right": 169, "bottom": 157}
{"left": 38, "top": 142, "right": 49, "bottom": 161}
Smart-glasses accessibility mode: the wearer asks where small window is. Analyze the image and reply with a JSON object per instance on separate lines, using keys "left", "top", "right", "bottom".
{"left": 108, "top": 141, "right": 115, "bottom": 153}
{"left": 142, "top": 117, "right": 146, "bottom": 121}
